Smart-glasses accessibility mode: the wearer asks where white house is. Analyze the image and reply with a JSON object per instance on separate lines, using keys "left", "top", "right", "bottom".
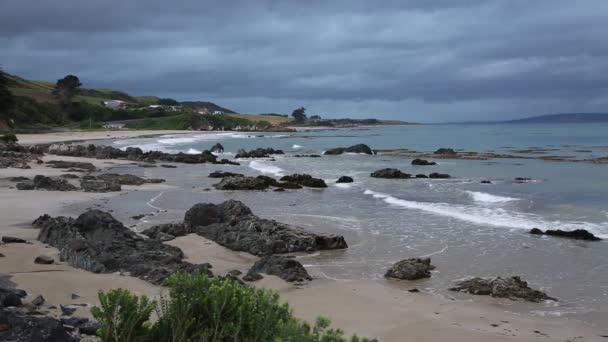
{"left": 102, "top": 122, "right": 125, "bottom": 129}
{"left": 213, "top": 110, "right": 224, "bottom": 115}
{"left": 103, "top": 100, "right": 127, "bottom": 109}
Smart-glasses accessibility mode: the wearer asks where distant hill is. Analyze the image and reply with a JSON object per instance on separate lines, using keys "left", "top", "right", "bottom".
{"left": 505, "top": 113, "right": 608, "bottom": 124}
{"left": 180, "top": 101, "right": 237, "bottom": 114}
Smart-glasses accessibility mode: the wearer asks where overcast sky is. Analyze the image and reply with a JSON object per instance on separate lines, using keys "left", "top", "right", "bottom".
{"left": 1, "top": 0, "right": 607, "bottom": 122}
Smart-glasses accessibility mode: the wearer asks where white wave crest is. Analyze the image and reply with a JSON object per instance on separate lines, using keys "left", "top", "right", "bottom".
{"left": 466, "top": 191, "right": 518, "bottom": 204}
{"left": 186, "top": 148, "right": 202, "bottom": 154}
{"left": 249, "top": 160, "right": 284, "bottom": 177}
{"left": 363, "top": 190, "right": 608, "bottom": 238}
{"left": 292, "top": 144, "right": 303, "bottom": 149}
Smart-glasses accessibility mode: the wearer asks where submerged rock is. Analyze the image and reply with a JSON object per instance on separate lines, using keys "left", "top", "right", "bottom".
{"left": 449, "top": 276, "right": 556, "bottom": 302}
{"left": 279, "top": 174, "right": 327, "bottom": 188}
{"left": 208, "top": 171, "right": 244, "bottom": 178}
{"left": 529, "top": 228, "right": 601, "bottom": 241}
{"left": 385, "top": 258, "right": 435, "bottom": 280}
{"left": 235, "top": 148, "right": 284, "bottom": 158}
{"left": 411, "top": 158, "right": 437, "bottom": 166}
{"left": 143, "top": 200, "right": 348, "bottom": 256}
{"left": 16, "top": 175, "right": 78, "bottom": 191}
{"left": 245, "top": 255, "right": 312, "bottom": 282}
{"left": 370, "top": 168, "right": 410, "bottom": 179}
{"left": 213, "top": 176, "right": 274, "bottom": 190}
{"left": 36, "top": 210, "right": 212, "bottom": 285}
{"left": 434, "top": 148, "right": 457, "bottom": 156}
{"left": 429, "top": 172, "right": 451, "bottom": 179}
{"left": 324, "top": 144, "right": 373, "bottom": 155}
{"left": 336, "top": 176, "right": 354, "bottom": 183}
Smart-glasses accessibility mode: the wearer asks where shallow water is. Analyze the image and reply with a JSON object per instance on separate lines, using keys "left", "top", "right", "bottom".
{"left": 80, "top": 123, "right": 608, "bottom": 326}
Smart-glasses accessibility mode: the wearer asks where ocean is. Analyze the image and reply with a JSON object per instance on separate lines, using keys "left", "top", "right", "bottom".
{"left": 77, "top": 123, "right": 608, "bottom": 326}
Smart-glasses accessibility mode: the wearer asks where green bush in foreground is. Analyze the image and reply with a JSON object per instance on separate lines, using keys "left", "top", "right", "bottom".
{"left": 92, "top": 272, "right": 368, "bottom": 342}
{"left": 0, "top": 133, "right": 18, "bottom": 143}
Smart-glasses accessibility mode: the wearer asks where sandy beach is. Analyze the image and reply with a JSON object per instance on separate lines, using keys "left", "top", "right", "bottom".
{"left": 1, "top": 131, "right": 607, "bottom": 341}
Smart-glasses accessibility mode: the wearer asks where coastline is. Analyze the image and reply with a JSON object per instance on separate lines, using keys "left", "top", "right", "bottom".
{"left": 1, "top": 131, "right": 607, "bottom": 341}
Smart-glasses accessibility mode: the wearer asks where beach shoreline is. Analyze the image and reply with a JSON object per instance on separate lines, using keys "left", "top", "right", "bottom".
{"left": 1, "top": 131, "right": 607, "bottom": 341}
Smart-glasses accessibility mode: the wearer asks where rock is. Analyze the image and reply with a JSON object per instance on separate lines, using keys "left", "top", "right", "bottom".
{"left": 246, "top": 255, "right": 312, "bottom": 282}
{"left": 429, "top": 173, "right": 451, "bottom": 179}
{"left": 0, "top": 285, "right": 27, "bottom": 308}
{"left": 273, "top": 188, "right": 285, "bottom": 192}
{"left": 529, "top": 228, "right": 601, "bottom": 241}
{"left": 70, "top": 293, "right": 80, "bottom": 300}
{"left": 411, "top": 159, "right": 437, "bottom": 166}
{"left": 143, "top": 200, "right": 348, "bottom": 256}
{"left": 213, "top": 176, "right": 274, "bottom": 190}
{"left": 336, "top": 176, "right": 354, "bottom": 183}
{"left": 97, "top": 173, "right": 163, "bottom": 186}
{"left": 481, "top": 180, "right": 492, "bottom": 184}
{"left": 2, "top": 236, "right": 27, "bottom": 244}
{"left": 279, "top": 174, "right": 327, "bottom": 188}
{"left": 324, "top": 144, "right": 373, "bottom": 155}
{"left": 210, "top": 143, "right": 224, "bottom": 153}
{"left": 78, "top": 320, "right": 102, "bottom": 336}
{"left": 30, "top": 295, "right": 45, "bottom": 307}
{"left": 208, "top": 171, "right": 244, "bottom": 178}
{"left": 34, "top": 255, "right": 54, "bottom": 265}
{"left": 60, "top": 316, "right": 87, "bottom": 327}
{"left": 449, "top": 276, "right": 556, "bottom": 302}
{"left": 408, "top": 288, "right": 420, "bottom": 293}
{"left": 385, "top": 258, "right": 435, "bottom": 280}
{"left": 45, "top": 160, "right": 96, "bottom": 170}
{"left": 0, "top": 309, "right": 78, "bottom": 341}
{"left": 60, "top": 305, "right": 77, "bottom": 316}
{"left": 7, "top": 176, "right": 29, "bottom": 182}
{"left": 415, "top": 174, "right": 428, "bottom": 178}
{"left": 80, "top": 177, "right": 121, "bottom": 192}
{"left": 514, "top": 177, "right": 532, "bottom": 183}
{"left": 59, "top": 174, "right": 79, "bottom": 179}
{"left": 16, "top": 175, "right": 78, "bottom": 191}
{"left": 294, "top": 154, "right": 321, "bottom": 158}
{"left": 434, "top": 148, "right": 457, "bottom": 156}
{"left": 242, "top": 272, "right": 263, "bottom": 282}
{"left": 235, "top": 148, "right": 284, "bottom": 158}
{"left": 160, "top": 164, "right": 177, "bottom": 168}
{"left": 36, "top": 210, "right": 212, "bottom": 285}
{"left": 370, "top": 168, "right": 410, "bottom": 179}
{"left": 138, "top": 163, "right": 157, "bottom": 168}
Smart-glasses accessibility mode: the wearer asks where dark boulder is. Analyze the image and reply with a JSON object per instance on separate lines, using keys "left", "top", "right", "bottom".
{"left": 529, "top": 228, "right": 601, "bottom": 241}
{"left": 97, "top": 173, "right": 164, "bottom": 186}
{"left": 415, "top": 174, "right": 428, "bottom": 178}
{"left": 7, "top": 176, "right": 29, "bottom": 182}
{"left": 324, "top": 144, "right": 373, "bottom": 155}
{"left": 279, "top": 174, "right": 327, "bottom": 188}
{"left": 481, "top": 180, "right": 492, "bottom": 184}
{"left": 208, "top": 171, "right": 244, "bottom": 178}
{"left": 2, "top": 236, "right": 27, "bottom": 244}
{"left": 213, "top": 176, "right": 273, "bottom": 190}
{"left": 160, "top": 164, "right": 177, "bottom": 168}
{"left": 36, "top": 210, "right": 212, "bottom": 285}
{"left": 385, "top": 258, "right": 435, "bottom": 280}
{"left": 16, "top": 175, "right": 78, "bottom": 191}
{"left": 210, "top": 143, "right": 224, "bottom": 153}
{"left": 449, "top": 276, "right": 556, "bottom": 302}
{"left": 235, "top": 148, "right": 284, "bottom": 158}
{"left": 0, "top": 309, "right": 78, "bottom": 341}
{"left": 245, "top": 255, "right": 312, "bottom": 282}
{"left": 34, "top": 256, "right": 54, "bottom": 265}
{"left": 336, "top": 176, "right": 354, "bottom": 183}
{"left": 60, "top": 174, "right": 79, "bottom": 179}
{"left": 370, "top": 168, "right": 410, "bottom": 179}
{"left": 144, "top": 200, "right": 348, "bottom": 256}
{"left": 45, "top": 160, "right": 96, "bottom": 170}
{"left": 434, "top": 148, "right": 457, "bottom": 156}
{"left": 411, "top": 159, "right": 436, "bottom": 166}
{"left": 80, "top": 177, "right": 121, "bottom": 192}
{"left": 429, "top": 173, "right": 451, "bottom": 179}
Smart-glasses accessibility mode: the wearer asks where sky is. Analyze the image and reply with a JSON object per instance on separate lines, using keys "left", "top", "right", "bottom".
{"left": 1, "top": 0, "right": 607, "bottom": 122}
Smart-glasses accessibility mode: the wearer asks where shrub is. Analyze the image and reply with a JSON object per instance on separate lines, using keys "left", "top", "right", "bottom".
{"left": 0, "top": 133, "right": 17, "bottom": 143}
{"left": 92, "top": 272, "right": 369, "bottom": 342}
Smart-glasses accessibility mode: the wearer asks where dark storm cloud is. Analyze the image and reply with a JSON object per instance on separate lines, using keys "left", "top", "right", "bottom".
{"left": 1, "top": 0, "right": 607, "bottom": 121}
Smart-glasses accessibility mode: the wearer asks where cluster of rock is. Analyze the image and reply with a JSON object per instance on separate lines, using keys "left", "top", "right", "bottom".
{"left": 324, "top": 144, "right": 373, "bottom": 155}
{"left": 235, "top": 147, "right": 284, "bottom": 158}
{"left": 14, "top": 173, "right": 165, "bottom": 193}
{"left": 449, "top": 276, "right": 556, "bottom": 302}
{"left": 411, "top": 158, "right": 436, "bottom": 166}
{"left": 0, "top": 142, "right": 40, "bottom": 169}
{"left": 384, "top": 258, "right": 435, "bottom": 280}
{"left": 212, "top": 173, "right": 327, "bottom": 190}
{"left": 46, "top": 160, "right": 95, "bottom": 171}
{"left": 16, "top": 175, "right": 78, "bottom": 191}
{"left": 370, "top": 168, "right": 451, "bottom": 179}
{"left": 42, "top": 143, "right": 238, "bottom": 165}
{"left": 529, "top": 228, "right": 601, "bottom": 241}
{"left": 434, "top": 148, "right": 457, "bottom": 156}
{"left": 142, "top": 200, "right": 348, "bottom": 256}
{"left": 35, "top": 210, "right": 212, "bottom": 285}
{"left": 243, "top": 255, "right": 312, "bottom": 282}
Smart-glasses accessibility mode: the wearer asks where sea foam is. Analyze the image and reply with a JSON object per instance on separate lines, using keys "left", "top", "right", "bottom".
{"left": 249, "top": 160, "right": 285, "bottom": 177}
{"left": 465, "top": 190, "right": 518, "bottom": 203}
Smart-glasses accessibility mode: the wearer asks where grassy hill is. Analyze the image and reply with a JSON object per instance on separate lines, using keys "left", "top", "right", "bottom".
{"left": 227, "top": 113, "right": 289, "bottom": 125}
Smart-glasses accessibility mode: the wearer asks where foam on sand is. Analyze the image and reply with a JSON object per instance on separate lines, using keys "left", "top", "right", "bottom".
{"left": 465, "top": 190, "right": 519, "bottom": 203}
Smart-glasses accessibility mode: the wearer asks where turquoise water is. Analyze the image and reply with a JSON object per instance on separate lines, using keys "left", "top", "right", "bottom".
{"left": 86, "top": 123, "right": 608, "bottom": 326}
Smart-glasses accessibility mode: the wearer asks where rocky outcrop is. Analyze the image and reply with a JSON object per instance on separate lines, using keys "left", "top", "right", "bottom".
{"left": 434, "top": 148, "right": 457, "bottom": 156}
{"left": 142, "top": 200, "right": 348, "bottom": 256}
{"left": 370, "top": 168, "right": 410, "bottom": 179}
{"left": 279, "top": 174, "right": 327, "bottom": 188}
{"left": 2, "top": 236, "right": 27, "bottom": 244}
{"left": 46, "top": 160, "right": 96, "bottom": 170}
{"left": 385, "top": 258, "right": 435, "bottom": 280}
{"left": 213, "top": 176, "right": 274, "bottom": 190}
{"left": 208, "top": 171, "right": 244, "bottom": 178}
{"left": 80, "top": 177, "right": 121, "bottom": 192}
{"left": 324, "top": 144, "right": 373, "bottom": 155}
{"left": 429, "top": 172, "right": 451, "bottom": 179}
{"left": 244, "top": 256, "right": 312, "bottom": 282}
{"left": 97, "top": 173, "right": 165, "bottom": 185}
{"left": 336, "top": 176, "right": 354, "bottom": 183}
{"left": 529, "top": 228, "right": 601, "bottom": 241}
{"left": 16, "top": 175, "right": 78, "bottom": 191}
{"left": 36, "top": 210, "right": 212, "bottom": 285}
{"left": 0, "top": 309, "right": 78, "bottom": 341}
{"left": 210, "top": 143, "right": 224, "bottom": 153}
{"left": 449, "top": 276, "right": 556, "bottom": 302}
{"left": 411, "top": 159, "right": 436, "bottom": 166}
{"left": 235, "top": 148, "right": 284, "bottom": 158}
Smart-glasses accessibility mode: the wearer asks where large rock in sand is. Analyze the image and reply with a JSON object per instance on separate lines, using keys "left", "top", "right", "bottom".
{"left": 385, "top": 258, "right": 435, "bottom": 280}
{"left": 449, "top": 276, "right": 556, "bottom": 302}
{"left": 244, "top": 255, "right": 311, "bottom": 282}
{"left": 370, "top": 168, "right": 410, "bottom": 179}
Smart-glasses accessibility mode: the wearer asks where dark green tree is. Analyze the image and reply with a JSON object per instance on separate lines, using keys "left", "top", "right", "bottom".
{"left": 0, "top": 69, "right": 16, "bottom": 123}
{"left": 53, "top": 74, "right": 81, "bottom": 122}
{"left": 157, "top": 98, "right": 179, "bottom": 106}
{"left": 292, "top": 106, "right": 307, "bottom": 123}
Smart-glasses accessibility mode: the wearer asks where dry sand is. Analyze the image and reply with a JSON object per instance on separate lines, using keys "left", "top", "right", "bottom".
{"left": 16, "top": 129, "right": 188, "bottom": 145}
{"left": 1, "top": 131, "right": 607, "bottom": 341}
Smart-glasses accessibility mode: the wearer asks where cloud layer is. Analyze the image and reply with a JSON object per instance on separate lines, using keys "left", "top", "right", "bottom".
{"left": 1, "top": 0, "right": 607, "bottom": 122}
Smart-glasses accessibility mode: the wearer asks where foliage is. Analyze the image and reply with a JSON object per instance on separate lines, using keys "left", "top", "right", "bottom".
{"left": 0, "top": 133, "right": 18, "bottom": 143}
{"left": 125, "top": 114, "right": 193, "bottom": 130}
{"left": 11, "top": 96, "right": 64, "bottom": 126}
{"left": 53, "top": 75, "right": 82, "bottom": 122}
{"left": 292, "top": 107, "right": 307, "bottom": 123}
{"left": 158, "top": 98, "right": 180, "bottom": 106}
{"left": 0, "top": 69, "right": 16, "bottom": 123}
{"left": 91, "top": 288, "right": 156, "bottom": 342}
{"left": 92, "top": 272, "right": 368, "bottom": 342}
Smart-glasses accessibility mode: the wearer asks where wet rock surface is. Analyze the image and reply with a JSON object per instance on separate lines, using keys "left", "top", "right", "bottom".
{"left": 385, "top": 258, "right": 435, "bottom": 280}
{"left": 235, "top": 147, "right": 284, "bottom": 158}
{"left": 46, "top": 160, "right": 96, "bottom": 170}
{"left": 336, "top": 176, "right": 354, "bottom": 183}
{"left": 36, "top": 210, "right": 212, "bottom": 285}
{"left": 142, "top": 200, "right": 348, "bottom": 256}
{"left": 16, "top": 175, "right": 78, "bottom": 191}
{"left": 371, "top": 168, "right": 411, "bottom": 179}
{"left": 449, "top": 276, "right": 556, "bottom": 302}
{"left": 529, "top": 228, "right": 601, "bottom": 241}
{"left": 80, "top": 177, "right": 121, "bottom": 193}
{"left": 279, "top": 174, "right": 327, "bottom": 188}
{"left": 324, "top": 144, "right": 373, "bottom": 155}
{"left": 411, "top": 158, "right": 437, "bottom": 166}
{"left": 245, "top": 255, "right": 312, "bottom": 282}
{"left": 208, "top": 171, "right": 244, "bottom": 178}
